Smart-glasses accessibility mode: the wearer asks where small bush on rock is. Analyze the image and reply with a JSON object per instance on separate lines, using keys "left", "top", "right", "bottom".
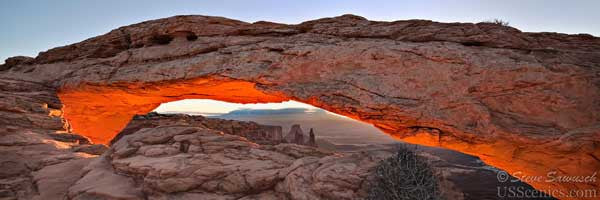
{"left": 366, "top": 145, "right": 442, "bottom": 200}
{"left": 486, "top": 18, "right": 509, "bottom": 26}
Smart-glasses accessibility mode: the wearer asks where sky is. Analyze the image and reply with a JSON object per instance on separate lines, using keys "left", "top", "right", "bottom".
{"left": 2, "top": 0, "right": 600, "bottom": 64}
{"left": 2, "top": 0, "right": 599, "bottom": 113}
{"left": 154, "top": 99, "right": 317, "bottom": 114}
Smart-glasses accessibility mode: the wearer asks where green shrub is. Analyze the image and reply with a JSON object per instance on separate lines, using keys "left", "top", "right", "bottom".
{"left": 366, "top": 145, "right": 442, "bottom": 200}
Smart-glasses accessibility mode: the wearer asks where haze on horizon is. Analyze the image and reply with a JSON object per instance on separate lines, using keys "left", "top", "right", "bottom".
{"left": 2, "top": 0, "right": 600, "bottom": 65}
{"left": 153, "top": 99, "right": 321, "bottom": 115}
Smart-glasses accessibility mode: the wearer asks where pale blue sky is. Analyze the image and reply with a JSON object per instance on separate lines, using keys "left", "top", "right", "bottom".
{"left": 1, "top": 0, "right": 599, "bottom": 64}
{"left": 154, "top": 99, "right": 318, "bottom": 114}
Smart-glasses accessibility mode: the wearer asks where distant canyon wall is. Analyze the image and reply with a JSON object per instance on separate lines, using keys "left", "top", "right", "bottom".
{"left": 113, "top": 112, "right": 315, "bottom": 147}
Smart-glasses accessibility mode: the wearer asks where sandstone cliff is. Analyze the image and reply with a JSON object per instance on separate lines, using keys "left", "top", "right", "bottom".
{"left": 1, "top": 14, "right": 599, "bottom": 196}
{"left": 284, "top": 124, "right": 317, "bottom": 146}
{"left": 112, "top": 112, "right": 285, "bottom": 145}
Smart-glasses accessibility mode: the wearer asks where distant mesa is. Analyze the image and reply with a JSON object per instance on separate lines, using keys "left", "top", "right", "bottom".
{"left": 158, "top": 108, "right": 324, "bottom": 117}
{"left": 221, "top": 108, "right": 323, "bottom": 116}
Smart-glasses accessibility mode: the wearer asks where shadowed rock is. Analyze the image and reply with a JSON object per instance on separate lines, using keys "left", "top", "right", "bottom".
{"left": 308, "top": 128, "right": 316, "bottom": 147}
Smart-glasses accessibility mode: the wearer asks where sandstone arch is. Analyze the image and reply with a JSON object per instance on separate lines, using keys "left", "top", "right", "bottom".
{"left": 2, "top": 14, "right": 599, "bottom": 196}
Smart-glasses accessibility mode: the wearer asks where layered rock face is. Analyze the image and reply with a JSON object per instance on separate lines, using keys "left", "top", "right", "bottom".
{"left": 1, "top": 14, "right": 599, "bottom": 195}
{"left": 0, "top": 79, "right": 106, "bottom": 199}
{"left": 114, "top": 112, "right": 318, "bottom": 148}
{"left": 285, "top": 124, "right": 317, "bottom": 147}
{"left": 112, "top": 112, "right": 285, "bottom": 145}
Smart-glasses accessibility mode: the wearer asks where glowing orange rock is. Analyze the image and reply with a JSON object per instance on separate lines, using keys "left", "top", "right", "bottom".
{"left": 59, "top": 78, "right": 287, "bottom": 144}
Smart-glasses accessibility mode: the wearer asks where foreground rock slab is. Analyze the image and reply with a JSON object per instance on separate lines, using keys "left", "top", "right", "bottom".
{"left": 71, "top": 125, "right": 378, "bottom": 199}
{"left": 68, "top": 125, "right": 545, "bottom": 200}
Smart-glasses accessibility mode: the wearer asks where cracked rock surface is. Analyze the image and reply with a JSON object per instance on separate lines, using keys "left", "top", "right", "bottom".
{"left": 0, "top": 78, "right": 104, "bottom": 200}
{"left": 68, "top": 125, "right": 547, "bottom": 200}
{"left": 70, "top": 125, "right": 382, "bottom": 200}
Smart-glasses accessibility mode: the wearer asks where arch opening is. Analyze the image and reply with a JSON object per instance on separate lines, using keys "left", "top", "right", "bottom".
{"left": 57, "top": 77, "right": 398, "bottom": 146}
{"left": 152, "top": 99, "right": 397, "bottom": 148}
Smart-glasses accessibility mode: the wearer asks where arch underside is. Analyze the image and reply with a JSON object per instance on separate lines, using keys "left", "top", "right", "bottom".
{"left": 2, "top": 14, "right": 598, "bottom": 196}
{"left": 58, "top": 75, "right": 600, "bottom": 195}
